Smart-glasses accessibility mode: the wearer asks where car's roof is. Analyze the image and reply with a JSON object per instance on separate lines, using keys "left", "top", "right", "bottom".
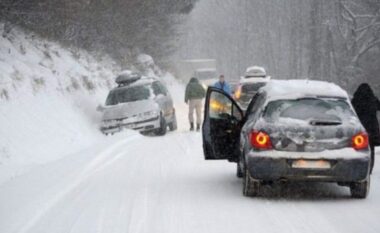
{"left": 240, "top": 77, "right": 271, "bottom": 84}
{"left": 260, "top": 79, "right": 349, "bottom": 102}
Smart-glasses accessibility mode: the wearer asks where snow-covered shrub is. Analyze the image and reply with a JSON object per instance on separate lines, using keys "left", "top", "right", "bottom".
{"left": 0, "top": 89, "right": 9, "bottom": 100}
{"left": 32, "top": 77, "right": 45, "bottom": 93}
{"left": 70, "top": 77, "right": 81, "bottom": 91}
{"left": 43, "top": 50, "right": 52, "bottom": 60}
{"left": 82, "top": 75, "right": 96, "bottom": 91}
{"left": 19, "top": 43, "right": 26, "bottom": 55}
{"left": 11, "top": 70, "right": 23, "bottom": 82}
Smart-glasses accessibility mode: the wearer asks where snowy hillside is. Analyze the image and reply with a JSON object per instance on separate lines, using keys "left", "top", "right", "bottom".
{"left": 0, "top": 23, "right": 188, "bottom": 185}
{"left": 0, "top": 23, "right": 121, "bottom": 184}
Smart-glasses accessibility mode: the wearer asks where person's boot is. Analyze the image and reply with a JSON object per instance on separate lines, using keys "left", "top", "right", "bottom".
{"left": 196, "top": 124, "right": 200, "bottom": 131}
{"left": 190, "top": 122, "right": 194, "bottom": 131}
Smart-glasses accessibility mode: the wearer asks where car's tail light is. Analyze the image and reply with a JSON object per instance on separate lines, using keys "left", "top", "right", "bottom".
{"left": 352, "top": 132, "right": 369, "bottom": 150}
{"left": 234, "top": 86, "right": 242, "bottom": 100}
{"left": 250, "top": 131, "right": 272, "bottom": 150}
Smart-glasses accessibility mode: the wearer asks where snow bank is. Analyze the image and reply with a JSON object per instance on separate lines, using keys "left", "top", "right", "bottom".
{"left": 0, "top": 23, "right": 186, "bottom": 185}
{"left": 0, "top": 23, "right": 120, "bottom": 184}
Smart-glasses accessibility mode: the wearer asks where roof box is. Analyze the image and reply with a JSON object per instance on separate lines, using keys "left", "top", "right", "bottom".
{"left": 115, "top": 72, "right": 142, "bottom": 86}
{"left": 245, "top": 66, "right": 267, "bottom": 78}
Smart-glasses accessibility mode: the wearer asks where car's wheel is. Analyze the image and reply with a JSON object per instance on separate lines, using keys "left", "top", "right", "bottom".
{"left": 236, "top": 163, "right": 243, "bottom": 178}
{"left": 155, "top": 115, "right": 167, "bottom": 136}
{"left": 243, "top": 168, "right": 260, "bottom": 197}
{"left": 168, "top": 112, "right": 177, "bottom": 131}
{"left": 350, "top": 176, "right": 370, "bottom": 199}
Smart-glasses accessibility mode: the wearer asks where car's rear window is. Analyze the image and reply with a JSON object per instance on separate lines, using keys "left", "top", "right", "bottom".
{"left": 106, "top": 84, "right": 151, "bottom": 105}
{"left": 242, "top": 83, "right": 266, "bottom": 93}
{"left": 263, "top": 98, "right": 355, "bottom": 123}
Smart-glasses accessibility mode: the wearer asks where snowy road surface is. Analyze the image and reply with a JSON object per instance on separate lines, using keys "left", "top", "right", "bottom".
{"left": 1, "top": 79, "right": 380, "bottom": 233}
{"left": 1, "top": 128, "right": 380, "bottom": 233}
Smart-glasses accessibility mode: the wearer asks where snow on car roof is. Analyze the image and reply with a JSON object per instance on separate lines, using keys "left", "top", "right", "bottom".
{"left": 115, "top": 72, "right": 142, "bottom": 85}
{"left": 246, "top": 66, "right": 266, "bottom": 74}
{"left": 261, "top": 79, "right": 349, "bottom": 101}
{"left": 126, "top": 76, "right": 156, "bottom": 87}
{"left": 240, "top": 75, "right": 271, "bottom": 84}
{"left": 118, "top": 69, "right": 133, "bottom": 76}
{"left": 112, "top": 76, "right": 156, "bottom": 91}
{"left": 245, "top": 66, "right": 267, "bottom": 77}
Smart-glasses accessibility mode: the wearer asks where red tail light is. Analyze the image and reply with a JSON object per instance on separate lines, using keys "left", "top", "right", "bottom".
{"left": 352, "top": 132, "right": 369, "bottom": 150}
{"left": 250, "top": 131, "right": 272, "bottom": 150}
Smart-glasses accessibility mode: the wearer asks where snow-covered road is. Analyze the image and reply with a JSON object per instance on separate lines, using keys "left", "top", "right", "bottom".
{"left": 1, "top": 125, "right": 380, "bottom": 233}
{"left": 1, "top": 76, "right": 380, "bottom": 233}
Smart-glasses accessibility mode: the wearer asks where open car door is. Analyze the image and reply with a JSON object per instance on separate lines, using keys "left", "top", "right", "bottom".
{"left": 202, "top": 87, "right": 243, "bottom": 161}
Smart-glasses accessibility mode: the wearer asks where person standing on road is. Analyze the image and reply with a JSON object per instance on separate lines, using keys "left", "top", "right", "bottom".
{"left": 185, "top": 77, "right": 206, "bottom": 131}
{"left": 351, "top": 83, "right": 380, "bottom": 174}
{"left": 214, "top": 74, "right": 232, "bottom": 96}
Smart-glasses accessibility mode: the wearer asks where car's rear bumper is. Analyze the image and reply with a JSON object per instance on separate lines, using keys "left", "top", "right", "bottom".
{"left": 246, "top": 148, "right": 370, "bottom": 182}
{"left": 101, "top": 116, "right": 160, "bottom": 134}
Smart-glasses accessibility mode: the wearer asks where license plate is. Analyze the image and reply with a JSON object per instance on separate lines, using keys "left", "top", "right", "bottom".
{"left": 292, "top": 160, "right": 331, "bottom": 169}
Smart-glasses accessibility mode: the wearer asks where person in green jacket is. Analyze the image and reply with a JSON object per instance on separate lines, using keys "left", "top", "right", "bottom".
{"left": 185, "top": 77, "right": 206, "bottom": 131}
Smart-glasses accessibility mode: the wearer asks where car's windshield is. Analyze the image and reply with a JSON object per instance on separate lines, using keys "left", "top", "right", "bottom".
{"left": 263, "top": 98, "right": 355, "bottom": 123}
{"left": 105, "top": 84, "right": 151, "bottom": 105}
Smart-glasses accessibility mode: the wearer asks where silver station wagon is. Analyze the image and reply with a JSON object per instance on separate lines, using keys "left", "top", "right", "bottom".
{"left": 99, "top": 72, "right": 177, "bottom": 136}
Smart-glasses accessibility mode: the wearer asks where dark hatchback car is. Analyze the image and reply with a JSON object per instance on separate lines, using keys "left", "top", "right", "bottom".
{"left": 202, "top": 80, "right": 371, "bottom": 198}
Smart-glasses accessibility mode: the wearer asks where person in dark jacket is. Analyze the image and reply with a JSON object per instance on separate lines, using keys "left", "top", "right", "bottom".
{"left": 352, "top": 83, "right": 380, "bottom": 173}
{"left": 185, "top": 77, "right": 206, "bottom": 131}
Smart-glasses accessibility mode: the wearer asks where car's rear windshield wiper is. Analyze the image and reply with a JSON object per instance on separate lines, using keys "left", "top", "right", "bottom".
{"left": 309, "top": 119, "right": 342, "bottom": 126}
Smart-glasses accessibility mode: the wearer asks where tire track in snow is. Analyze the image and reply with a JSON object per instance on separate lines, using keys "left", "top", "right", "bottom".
{"left": 5, "top": 130, "right": 380, "bottom": 233}
{"left": 102, "top": 141, "right": 148, "bottom": 233}
{"left": 17, "top": 134, "right": 141, "bottom": 233}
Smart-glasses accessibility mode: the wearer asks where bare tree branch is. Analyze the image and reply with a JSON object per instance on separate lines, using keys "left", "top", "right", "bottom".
{"left": 353, "top": 38, "right": 380, "bottom": 63}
